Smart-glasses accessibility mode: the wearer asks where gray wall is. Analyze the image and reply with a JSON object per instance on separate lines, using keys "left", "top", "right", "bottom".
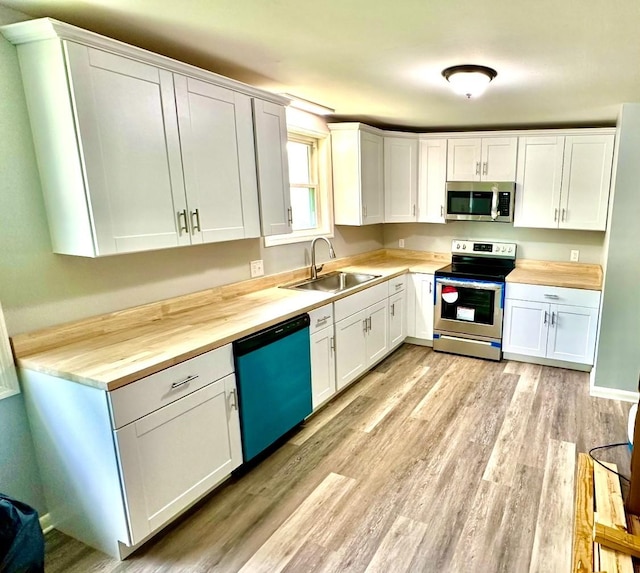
{"left": 593, "top": 104, "right": 640, "bottom": 392}
{"left": 384, "top": 222, "right": 605, "bottom": 263}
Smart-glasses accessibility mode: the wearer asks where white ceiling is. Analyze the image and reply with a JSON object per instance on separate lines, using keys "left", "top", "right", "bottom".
{"left": 2, "top": 0, "right": 640, "bottom": 130}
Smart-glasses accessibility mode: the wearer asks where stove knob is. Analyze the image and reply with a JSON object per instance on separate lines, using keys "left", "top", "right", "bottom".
{"left": 508, "top": 246, "right": 513, "bottom": 253}
{"left": 456, "top": 243, "right": 461, "bottom": 249}
{"left": 462, "top": 244, "right": 467, "bottom": 250}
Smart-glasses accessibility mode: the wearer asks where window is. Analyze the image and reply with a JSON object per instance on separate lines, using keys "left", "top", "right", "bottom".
{"left": 0, "top": 301, "right": 19, "bottom": 400}
{"left": 264, "top": 129, "right": 333, "bottom": 246}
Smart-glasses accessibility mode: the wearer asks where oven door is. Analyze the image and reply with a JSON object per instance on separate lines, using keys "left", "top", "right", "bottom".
{"left": 434, "top": 277, "right": 504, "bottom": 339}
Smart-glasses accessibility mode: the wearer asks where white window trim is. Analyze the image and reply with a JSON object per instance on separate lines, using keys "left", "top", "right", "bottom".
{"left": 0, "top": 301, "right": 20, "bottom": 400}
{"left": 264, "top": 126, "right": 334, "bottom": 247}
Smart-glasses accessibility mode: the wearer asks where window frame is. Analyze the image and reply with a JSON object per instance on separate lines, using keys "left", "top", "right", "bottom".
{"left": 264, "top": 127, "right": 334, "bottom": 247}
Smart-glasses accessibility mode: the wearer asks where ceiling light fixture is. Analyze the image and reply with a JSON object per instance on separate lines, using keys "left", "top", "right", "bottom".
{"left": 441, "top": 65, "right": 497, "bottom": 99}
{"left": 282, "top": 93, "right": 335, "bottom": 116}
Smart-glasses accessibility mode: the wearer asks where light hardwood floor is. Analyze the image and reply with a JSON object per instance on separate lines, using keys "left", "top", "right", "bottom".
{"left": 44, "top": 344, "right": 632, "bottom": 572}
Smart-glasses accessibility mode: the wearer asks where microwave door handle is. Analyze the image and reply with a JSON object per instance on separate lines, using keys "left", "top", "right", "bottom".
{"left": 490, "top": 187, "right": 499, "bottom": 220}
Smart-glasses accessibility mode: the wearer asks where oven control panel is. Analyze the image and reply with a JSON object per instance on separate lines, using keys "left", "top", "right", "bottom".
{"left": 451, "top": 240, "right": 516, "bottom": 258}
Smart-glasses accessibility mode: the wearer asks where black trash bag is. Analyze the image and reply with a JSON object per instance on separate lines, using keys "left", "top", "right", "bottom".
{"left": 0, "top": 494, "right": 44, "bottom": 573}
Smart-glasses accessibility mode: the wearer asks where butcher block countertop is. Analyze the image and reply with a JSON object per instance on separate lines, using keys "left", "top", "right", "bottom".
{"left": 506, "top": 259, "right": 603, "bottom": 291}
{"left": 11, "top": 249, "right": 448, "bottom": 391}
{"left": 11, "top": 249, "right": 602, "bottom": 391}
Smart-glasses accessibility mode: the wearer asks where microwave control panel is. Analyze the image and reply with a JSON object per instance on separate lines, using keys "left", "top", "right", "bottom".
{"left": 497, "top": 192, "right": 511, "bottom": 216}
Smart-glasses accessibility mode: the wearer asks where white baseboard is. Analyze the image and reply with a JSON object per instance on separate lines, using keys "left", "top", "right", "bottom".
{"left": 590, "top": 385, "right": 639, "bottom": 403}
{"left": 40, "top": 512, "right": 53, "bottom": 534}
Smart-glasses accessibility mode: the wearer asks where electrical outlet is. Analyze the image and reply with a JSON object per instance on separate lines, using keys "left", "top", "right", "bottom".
{"left": 250, "top": 260, "right": 264, "bottom": 278}
{"left": 570, "top": 250, "right": 580, "bottom": 262}
{"left": 399, "top": 239, "right": 405, "bottom": 248}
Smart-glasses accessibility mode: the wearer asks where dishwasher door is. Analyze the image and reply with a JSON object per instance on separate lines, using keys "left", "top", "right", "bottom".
{"left": 233, "top": 314, "right": 312, "bottom": 462}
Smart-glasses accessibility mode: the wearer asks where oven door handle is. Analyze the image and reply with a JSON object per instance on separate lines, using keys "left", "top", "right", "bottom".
{"left": 436, "top": 277, "right": 503, "bottom": 291}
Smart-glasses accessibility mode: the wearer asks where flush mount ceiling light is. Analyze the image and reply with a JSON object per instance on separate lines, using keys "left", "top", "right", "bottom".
{"left": 442, "top": 65, "right": 498, "bottom": 99}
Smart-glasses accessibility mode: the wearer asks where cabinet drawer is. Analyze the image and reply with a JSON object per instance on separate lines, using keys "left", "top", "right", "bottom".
{"left": 109, "top": 344, "right": 234, "bottom": 429}
{"left": 309, "top": 304, "right": 334, "bottom": 335}
{"left": 506, "top": 283, "right": 600, "bottom": 309}
{"left": 387, "top": 274, "right": 407, "bottom": 296}
{"left": 334, "top": 281, "right": 388, "bottom": 322}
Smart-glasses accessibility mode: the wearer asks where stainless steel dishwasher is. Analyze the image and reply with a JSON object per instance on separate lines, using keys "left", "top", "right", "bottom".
{"left": 233, "top": 314, "right": 312, "bottom": 462}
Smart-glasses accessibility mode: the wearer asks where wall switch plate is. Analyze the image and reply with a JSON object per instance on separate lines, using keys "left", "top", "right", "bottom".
{"left": 250, "top": 260, "right": 264, "bottom": 278}
{"left": 570, "top": 250, "right": 580, "bottom": 262}
{"left": 399, "top": 239, "right": 405, "bottom": 248}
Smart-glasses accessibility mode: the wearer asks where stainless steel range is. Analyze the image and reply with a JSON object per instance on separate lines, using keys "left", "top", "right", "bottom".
{"left": 433, "top": 239, "right": 516, "bottom": 361}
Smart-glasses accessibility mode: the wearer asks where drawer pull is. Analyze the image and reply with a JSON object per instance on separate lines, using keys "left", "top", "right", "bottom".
{"left": 395, "top": 283, "right": 402, "bottom": 291}
{"left": 316, "top": 315, "right": 330, "bottom": 326}
{"left": 171, "top": 374, "right": 199, "bottom": 389}
{"left": 330, "top": 336, "right": 335, "bottom": 352}
{"left": 544, "top": 311, "right": 548, "bottom": 325}
{"left": 544, "top": 294, "right": 559, "bottom": 300}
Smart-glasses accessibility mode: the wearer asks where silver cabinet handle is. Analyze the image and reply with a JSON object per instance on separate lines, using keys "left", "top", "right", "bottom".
{"left": 429, "top": 281, "right": 432, "bottom": 294}
{"left": 475, "top": 161, "right": 480, "bottom": 176}
{"left": 287, "top": 206, "right": 293, "bottom": 226}
{"left": 363, "top": 204, "right": 368, "bottom": 218}
{"left": 412, "top": 204, "right": 416, "bottom": 216}
{"left": 440, "top": 205, "right": 444, "bottom": 217}
{"left": 368, "top": 317, "right": 372, "bottom": 331}
{"left": 482, "top": 162, "right": 488, "bottom": 175}
{"left": 551, "top": 312, "right": 556, "bottom": 326}
{"left": 177, "top": 209, "right": 188, "bottom": 235}
{"left": 390, "top": 303, "right": 395, "bottom": 317}
{"left": 561, "top": 208, "right": 566, "bottom": 222}
{"left": 171, "top": 374, "right": 198, "bottom": 389}
{"left": 554, "top": 208, "right": 558, "bottom": 222}
{"left": 544, "top": 294, "right": 559, "bottom": 300}
{"left": 363, "top": 319, "right": 367, "bottom": 333}
{"left": 229, "top": 388, "right": 238, "bottom": 410}
{"left": 190, "top": 209, "right": 201, "bottom": 233}
{"left": 330, "top": 336, "right": 335, "bottom": 353}
{"left": 316, "top": 315, "right": 331, "bottom": 326}
{"left": 395, "top": 283, "right": 402, "bottom": 291}
{"left": 544, "top": 311, "right": 548, "bottom": 325}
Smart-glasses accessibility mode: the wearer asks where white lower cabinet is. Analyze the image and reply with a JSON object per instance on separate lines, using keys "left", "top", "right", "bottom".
{"left": 309, "top": 304, "right": 336, "bottom": 410}
{"left": 334, "top": 282, "right": 390, "bottom": 390}
{"left": 503, "top": 283, "right": 600, "bottom": 366}
{"left": 407, "top": 273, "right": 435, "bottom": 341}
{"left": 389, "top": 291, "right": 407, "bottom": 349}
{"left": 20, "top": 344, "right": 242, "bottom": 559}
{"left": 114, "top": 373, "right": 241, "bottom": 545}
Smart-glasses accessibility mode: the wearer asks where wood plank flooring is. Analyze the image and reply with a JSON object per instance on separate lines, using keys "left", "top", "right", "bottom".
{"left": 44, "top": 344, "right": 632, "bottom": 572}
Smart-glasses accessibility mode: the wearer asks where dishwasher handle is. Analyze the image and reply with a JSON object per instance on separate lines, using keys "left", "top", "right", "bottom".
{"left": 233, "top": 313, "right": 310, "bottom": 356}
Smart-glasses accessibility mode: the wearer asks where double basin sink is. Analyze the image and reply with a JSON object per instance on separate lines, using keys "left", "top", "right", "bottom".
{"left": 283, "top": 271, "right": 381, "bottom": 294}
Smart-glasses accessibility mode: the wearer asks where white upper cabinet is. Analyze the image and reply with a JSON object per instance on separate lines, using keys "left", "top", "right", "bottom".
{"left": 560, "top": 135, "right": 614, "bottom": 231}
{"left": 384, "top": 136, "right": 418, "bottom": 223}
{"left": 2, "top": 19, "right": 289, "bottom": 256}
{"left": 252, "top": 100, "right": 292, "bottom": 236}
{"left": 330, "top": 124, "right": 384, "bottom": 225}
{"left": 515, "top": 132, "right": 615, "bottom": 231}
{"left": 417, "top": 138, "right": 447, "bottom": 224}
{"left": 447, "top": 137, "right": 517, "bottom": 182}
{"left": 174, "top": 75, "right": 260, "bottom": 243}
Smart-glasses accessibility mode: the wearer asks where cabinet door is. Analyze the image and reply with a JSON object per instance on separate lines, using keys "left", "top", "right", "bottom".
{"left": 366, "top": 299, "right": 389, "bottom": 365}
{"left": 175, "top": 76, "right": 260, "bottom": 243}
{"left": 114, "top": 374, "right": 242, "bottom": 544}
{"left": 560, "top": 135, "right": 614, "bottom": 231}
{"left": 447, "top": 138, "right": 482, "bottom": 181}
{"left": 417, "top": 139, "right": 447, "bottom": 223}
{"left": 65, "top": 43, "right": 188, "bottom": 255}
{"left": 546, "top": 304, "right": 599, "bottom": 364}
{"left": 412, "top": 274, "right": 435, "bottom": 341}
{"left": 502, "top": 300, "right": 549, "bottom": 358}
{"left": 253, "top": 100, "right": 292, "bottom": 236}
{"left": 361, "top": 131, "right": 385, "bottom": 224}
{"left": 481, "top": 137, "right": 517, "bottom": 181}
{"left": 388, "top": 291, "right": 406, "bottom": 350}
{"left": 384, "top": 137, "right": 418, "bottom": 222}
{"left": 310, "top": 325, "right": 336, "bottom": 410}
{"left": 514, "top": 136, "right": 565, "bottom": 229}
{"left": 335, "top": 310, "right": 367, "bottom": 390}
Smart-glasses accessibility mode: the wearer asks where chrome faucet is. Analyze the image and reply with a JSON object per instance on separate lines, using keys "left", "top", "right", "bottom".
{"left": 310, "top": 237, "right": 336, "bottom": 279}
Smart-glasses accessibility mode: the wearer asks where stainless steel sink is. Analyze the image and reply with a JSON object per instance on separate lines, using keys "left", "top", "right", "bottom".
{"left": 283, "top": 271, "right": 381, "bottom": 293}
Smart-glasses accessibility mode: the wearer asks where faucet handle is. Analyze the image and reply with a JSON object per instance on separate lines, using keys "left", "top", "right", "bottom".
{"left": 315, "top": 264, "right": 324, "bottom": 275}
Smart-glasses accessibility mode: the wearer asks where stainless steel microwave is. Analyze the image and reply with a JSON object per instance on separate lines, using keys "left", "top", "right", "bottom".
{"left": 445, "top": 181, "right": 515, "bottom": 222}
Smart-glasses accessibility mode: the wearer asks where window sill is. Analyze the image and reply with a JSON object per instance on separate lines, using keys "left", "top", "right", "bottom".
{"left": 264, "top": 228, "right": 334, "bottom": 247}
